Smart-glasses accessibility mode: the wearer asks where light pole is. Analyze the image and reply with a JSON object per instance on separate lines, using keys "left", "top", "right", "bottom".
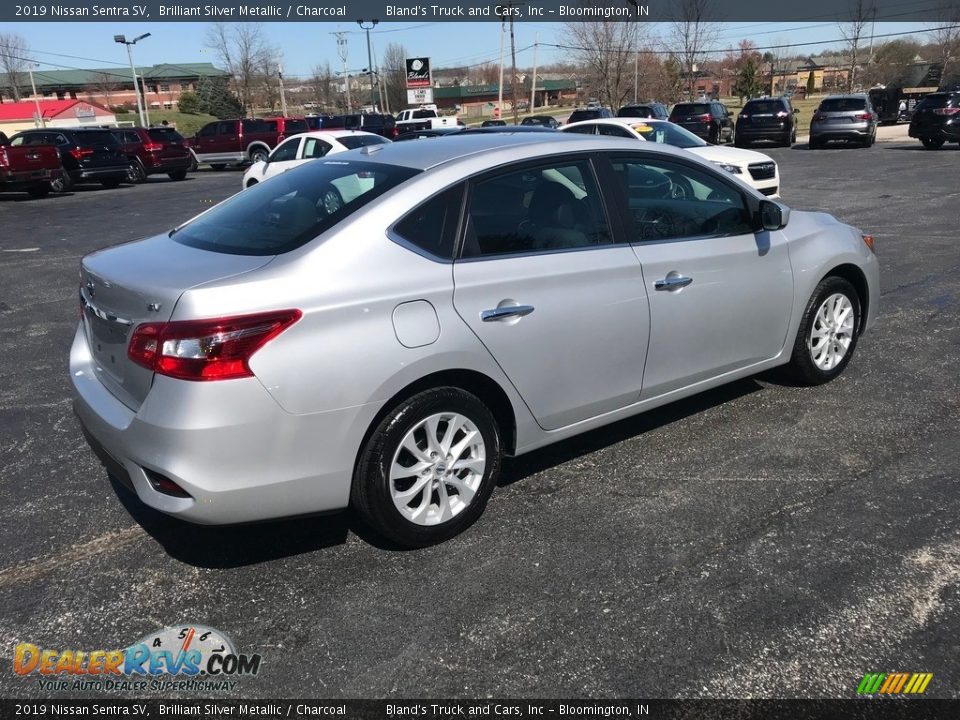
{"left": 28, "top": 64, "right": 45, "bottom": 128}
{"left": 357, "top": 19, "right": 378, "bottom": 111}
{"left": 114, "top": 33, "right": 150, "bottom": 127}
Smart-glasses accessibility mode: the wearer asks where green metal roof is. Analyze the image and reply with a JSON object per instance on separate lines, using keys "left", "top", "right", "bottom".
{"left": 0, "top": 62, "right": 228, "bottom": 90}
{"left": 431, "top": 79, "right": 576, "bottom": 100}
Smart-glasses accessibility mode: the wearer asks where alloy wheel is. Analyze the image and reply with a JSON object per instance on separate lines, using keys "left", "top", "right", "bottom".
{"left": 389, "top": 412, "right": 486, "bottom": 526}
{"left": 807, "top": 293, "right": 855, "bottom": 371}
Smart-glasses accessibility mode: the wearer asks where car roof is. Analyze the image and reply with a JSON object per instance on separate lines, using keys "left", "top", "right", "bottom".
{"left": 821, "top": 94, "right": 868, "bottom": 99}
{"left": 290, "top": 129, "right": 382, "bottom": 140}
{"left": 563, "top": 117, "right": 665, "bottom": 129}
{"left": 339, "top": 131, "right": 693, "bottom": 171}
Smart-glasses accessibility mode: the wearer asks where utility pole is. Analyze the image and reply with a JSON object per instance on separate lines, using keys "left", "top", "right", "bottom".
{"left": 335, "top": 31, "right": 351, "bottom": 110}
{"left": 28, "top": 65, "right": 45, "bottom": 128}
{"left": 114, "top": 33, "right": 151, "bottom": 127}
{"left": 529, "top": 32, "right": 539, "bottom": 112}
{"left": 509, "top": 6, "right": 519, "bottom": 124}
{"left": 497, "top": 18, "right": 505, "bottom": 118}
{"left": 358, "top": 19, "right": 379, "bottom": 111}
{"left": 140, "top": 74, "right": 150, "bottom": 126}
{"left": 278, "top": 63, "right": 288, "bottom": 117}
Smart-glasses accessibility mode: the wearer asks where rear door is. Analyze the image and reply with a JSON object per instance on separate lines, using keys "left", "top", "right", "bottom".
{"left": 602, "top": 152, "right": 794, "bottom": 398}
{"left": 452, "top": 156, "right": 650, "bottom": 430}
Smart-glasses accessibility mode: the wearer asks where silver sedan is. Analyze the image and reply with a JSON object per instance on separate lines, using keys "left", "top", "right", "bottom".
{"left": 71, "top": 133, "right": 879, "bottom": 547}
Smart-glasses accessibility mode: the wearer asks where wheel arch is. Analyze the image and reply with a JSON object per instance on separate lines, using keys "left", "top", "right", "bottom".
{"left": 246, "top": 141, "right": 270, "bottom": 160}
{"left": 355, "top": 369, "right": 519, "bottom": 472}
{"left": 822, "top": 263, "right": 869, "bottom": 334}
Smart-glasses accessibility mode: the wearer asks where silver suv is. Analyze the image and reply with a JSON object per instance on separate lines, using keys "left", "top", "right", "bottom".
{"left": 809, "top": 94, "right": 878, "bottom": 148}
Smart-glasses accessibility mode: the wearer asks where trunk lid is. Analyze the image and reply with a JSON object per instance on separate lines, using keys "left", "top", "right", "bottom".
{"left": 80, "top": 234, "right": 275, "bottom": 410}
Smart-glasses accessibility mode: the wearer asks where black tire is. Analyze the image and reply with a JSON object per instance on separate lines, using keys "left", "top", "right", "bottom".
{"left": 351, "top": 387, "right": 502, "bottom": 548}
{"left": 791, "top": 129, "right": 797, "bottom": 144}
{"left": 920, "top": 137, "right": 944, "bottom": 150}
{"left": 245, "top": 179, "right": 258, "bottom": 188}
{"left": 188, "top": 156, "right": 198, "bottom": 172}
{"left": 708, "top": 126, "right": 719, "bottom": 145}
{"left": 126, "top": 160, "right": 146, "bottom": 183}
{"left": 50, "top": 174, "right": 72, "bottom": 193}
{"left": 210, "top": 163, "right": 227, "bottom": 171}
{"left": 249, "top": 147, "right": 269, "bottom": 164}
{"left": 785, "top": 276, "right": 861, "bottom": 386}
{"left": 101, "top": 178, "right": 122, "bottom": 189}
{"left": 168, "top": 169, "right": 188, "bottom": 181}
{"left": 782, "top": 131, "right": 792, "bottom": 147}
{"left": 27, "top": 184, "right": 50, "bottom": 198}
{"left": 734, "top": 136, "right": 748, "bottom": 148}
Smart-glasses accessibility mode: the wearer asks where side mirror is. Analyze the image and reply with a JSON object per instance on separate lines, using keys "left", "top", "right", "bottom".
{"left": 758, "top": 200, "right": 790, "bottom": 231}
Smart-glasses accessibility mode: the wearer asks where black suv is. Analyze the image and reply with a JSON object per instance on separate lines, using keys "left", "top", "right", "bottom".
{"left": 9, "top": 127, "right": 129, "bottom": 191}
{"left": 566, "top": 107, "right": 614, "bottom": 124}
{"left": 735, "top": 97, "right": 799, "bottom": 147}
{"left": 617, "top": 103, "right": 669, "bottom": 120}
{"left": 668, "top": 101, "right": 735, "bottom": 144}
{"left": 320, "top": 113, "right": 398, "bottom": 139}
{"left": 909, "top": 90, "right": 960, "bottom": 149}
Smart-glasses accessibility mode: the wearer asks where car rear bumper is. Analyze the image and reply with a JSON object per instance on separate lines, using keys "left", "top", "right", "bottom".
{"left": 70, "top": 324, "right": 377, "bottom": 525}
{"left": 143, "top": 156, "right": 192, "bottom": 174}
{"left": 674, "top": 122, "right": 711, "bottom": 139}
{"left": 908, "top": 123, "right": 960, "bottom": 141}
{"left": 810, "top": 123, "right": 873, "bottom": 140}
{"left": 736, "top": 125, "right": 790, "bottom": 139}
{"left": 0, "top": 167, "right": 60, "bottom": 189}
{"left": 70, "top": 167, "right": 129, "bottom": 181}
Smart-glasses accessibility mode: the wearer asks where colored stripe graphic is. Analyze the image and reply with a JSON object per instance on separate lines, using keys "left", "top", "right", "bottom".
{"left": 857, "top": 672, "right": 932, "bottom": 695}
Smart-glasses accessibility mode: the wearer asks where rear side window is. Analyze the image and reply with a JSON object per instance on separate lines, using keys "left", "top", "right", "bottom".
{"left": 393, "top": 185, "right": 464, "bottom": 260}
{"left": 171, "top": 160, "right": 419, "bottom": 256}
{"left": 820, "top": 98, "right": 866, "bottom": 112}
{"left": 147, "top": 128, "right": 184, "bottom": 142}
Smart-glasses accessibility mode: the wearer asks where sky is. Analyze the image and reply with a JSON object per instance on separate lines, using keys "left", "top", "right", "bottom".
{"left": 12, "top": 21, "right": 933, "bottom": 80}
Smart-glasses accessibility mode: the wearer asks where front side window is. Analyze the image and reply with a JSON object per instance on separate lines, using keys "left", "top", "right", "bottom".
{"left": 462, "top": 159, "right": 611, "bottom": 257}
{"left": 608, "top": 155, "right": 753, "bottom": 242}
{"left": 269, "top": 137, "right": 300, "bottom": 162}
{"left": 171, "top": 160, "right": 418, "bottom": 256}
{"left": 198, "top": 123, "right": 217, "bottom": 137}
{"left": 217, "top": 121, "right": 236, "bottom": 136}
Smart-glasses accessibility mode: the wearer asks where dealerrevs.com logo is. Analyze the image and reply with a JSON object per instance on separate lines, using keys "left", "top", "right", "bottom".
{"left": 13, "top": 624, "right": 261, "bottom": 693}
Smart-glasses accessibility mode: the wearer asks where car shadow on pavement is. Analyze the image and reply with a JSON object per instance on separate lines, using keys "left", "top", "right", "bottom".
{"left": 107, "top": 476, "right": 359, "bottom": 567}
{"left": 498, "top": 377, "right": 764, "bottom": 488}
{"left": 884, "top": 145, "right": 960, "bottom": 151}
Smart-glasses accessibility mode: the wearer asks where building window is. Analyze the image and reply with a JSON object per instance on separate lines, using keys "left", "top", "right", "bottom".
{"left": 159, "top": 83, "right": 170, "bottom": 92}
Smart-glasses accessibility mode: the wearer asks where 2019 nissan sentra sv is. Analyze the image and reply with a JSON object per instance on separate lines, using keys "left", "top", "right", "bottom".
{"left": 71, "top": 133, "right": 879, "bottom": 547}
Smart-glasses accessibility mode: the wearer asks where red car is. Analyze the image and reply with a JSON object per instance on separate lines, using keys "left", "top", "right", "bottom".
{"left": 0, "top": 130, "right": 63, "bottom": 198}
{"left": 188, "top": 117, "right": 309, "bottom": 169}
{"left": 112, "top": 127, "right": 193, "bottom": 182}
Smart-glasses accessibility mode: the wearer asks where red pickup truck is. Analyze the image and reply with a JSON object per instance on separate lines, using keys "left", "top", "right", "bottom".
{"left": 0, "top": 131, "right": 62, "bottom": 198}
{"left": 188, "top": 117, "right": 308, "bottom": 169}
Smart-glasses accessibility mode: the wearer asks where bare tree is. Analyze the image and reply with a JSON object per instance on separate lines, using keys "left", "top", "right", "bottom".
{"left": 667, "top": 0, "right": 720, "bottom": 99}
{"left": 928, "top": 1, "right": 960, "bottom": 85}
{"left": 562, "top": 22, "right": 645, "bottom": 109}
{"left": 205, "top": 23, "right": 274, "bottom": 115}
{"left": 309, "top": 62, "right": 335, "bottom": 111}
{"left": 93, "top": 72, "right": 121, "bottom": 106}
{"left": 381, "top": 43, "right": 409, "bottom": 112}
{"left": 0, "top": 33, "right": 30, "bottom": 101}
{"left": 839, "top": 0, "right": 876, "bottom": 92}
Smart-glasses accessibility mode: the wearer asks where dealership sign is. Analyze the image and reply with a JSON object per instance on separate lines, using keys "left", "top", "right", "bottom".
{"left": 405, "top": 57, "right": 432, "bottom": 89}
{"left": 407, "top": 88, "right": 434, "bottom": 104}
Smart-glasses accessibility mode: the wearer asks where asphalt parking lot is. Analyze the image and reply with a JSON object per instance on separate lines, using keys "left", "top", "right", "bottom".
{"left": 1, "top": 141, "right": 959, "bottom": 699}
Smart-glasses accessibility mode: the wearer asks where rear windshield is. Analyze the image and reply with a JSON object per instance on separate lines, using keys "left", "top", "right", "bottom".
{"left": 916, "top": 93, "right": 956, "bottom": 109}
{"left": 147, "top": 128, "right": 184, "bottom": 142}
{"left": 743, "top": 100, "right": 783, "bottom": 113}
{"left": 631, "top": 121, "right": 706, "bottom": 148}
{"left": 75, "top": 131, "right": 120, "bottom": 147}
{"left": 338, "top": 135, "right": 389, "bottom": 150}
{"left": 171, "top": 160, "right": 418, "bottom": 256}
{"left": 819, "top": 98, "right": 866, "bottom": 112}
{"left": 284, "top": 119, "right": 308, "bottom": 134}
{"left": 673, "top": 103, "right": 711, "bottom": 115}
{"left": 569, "top": 110, "right": 602, "bottom": 122}
{"left": 618, "top": 106, "right": 654, "bottom": 118}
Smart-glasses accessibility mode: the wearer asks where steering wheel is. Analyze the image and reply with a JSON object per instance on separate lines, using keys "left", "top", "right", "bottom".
{"left": 667, "top": 173, "right": 694, "bottom": 200}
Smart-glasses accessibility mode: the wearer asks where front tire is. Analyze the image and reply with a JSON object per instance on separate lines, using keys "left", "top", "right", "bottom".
{"left": 785, "top": 276, "right": 861, "bottom": 385}
{"left": 352, "top": 387, "right": 502, "bottom": 547}
{"left": 126, "top": 160, "right": 146, "bottom": 183}
{"left": 921, "top": 137, "right": 944, "bottom": 150}
{"left": 249, "top": 147, "right": 269, "bottom": 164}
{"left": 168, "top": 169, "right": 188, "bottom": 181}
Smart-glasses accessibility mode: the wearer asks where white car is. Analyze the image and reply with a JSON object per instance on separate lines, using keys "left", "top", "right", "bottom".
{"left": 562, "top": 117, "right": 780, "bottom": 197}
{"left": 241, "top": 130, "right": 390, "bottom": 189}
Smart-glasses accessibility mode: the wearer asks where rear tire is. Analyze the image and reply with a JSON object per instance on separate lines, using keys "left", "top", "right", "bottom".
{"left": 808, "top": 138, "right": 821, "bottom": 150}
{"left": 782, "top": 131, "right": 792, "bottom": 147}
{"left": 351, "top": 387, "right": 502, "bottom": 548}
{"left": 50, "top": 174, "right": 72, "bottom": 193}
{"left": 785, "top": 276, "right": 861, "bottom": 386}
{"left": 168, "top": 169, "right": 188, "bottom": 181}
{"left": 248, "top": 147, "right": 269, "bottom": 164}
{"left": 126, "top": 160, "right": 146, "bottom": 183}
{"left": 921, "top": 137, "right": 944, "bottom": 150}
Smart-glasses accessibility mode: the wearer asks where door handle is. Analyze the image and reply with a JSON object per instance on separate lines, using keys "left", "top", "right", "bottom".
{"left": 654, "top": 275, "right": 693, "bottom": 291}
{"left": 481, "top": 304, "right": 535, "bottom": 322}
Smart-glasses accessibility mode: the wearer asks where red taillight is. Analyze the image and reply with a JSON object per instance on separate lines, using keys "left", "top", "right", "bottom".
{"left": 700, "top": 113, "right": 713, "bottom": 122}
{"left": 776, "top": 110, "right": 789, "bottom": 118}
{"left": 855, "top": 112, "right": 873, "bottom": 121}
{"left": 391, "top": 127, "right": 400, "bottom": 138}
{"left": 933, "top": 107, "right": 960, "bottom": 116}
{"left": 0, "top": 147, "right": 8, "bottom": 168}
{"left": 128, "top": 309, "right": 302, "bottom": 381}
{"left": 142, "top": 141, "right": 163, "bottom": 152}
{"left": 68, "top": 147, "right": 94, "bottom": 160}
{"left": 277, "top": 134, "right": 285, "bottom": 143}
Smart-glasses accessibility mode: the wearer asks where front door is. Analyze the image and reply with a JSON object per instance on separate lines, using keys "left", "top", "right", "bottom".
{"left": 603, "top": 153, "right": 794, "bottom": 399}
{"left": 452, "top": 157, "right": 650, "bottom": 431}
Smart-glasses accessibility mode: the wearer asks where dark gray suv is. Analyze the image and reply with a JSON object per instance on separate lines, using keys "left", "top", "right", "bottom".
{"left": 809, "top": 95, "right": 878, "bottom": 148}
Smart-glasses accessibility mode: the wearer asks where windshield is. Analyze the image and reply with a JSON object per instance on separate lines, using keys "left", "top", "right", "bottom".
{"left": 631, "top": 121, "right": 706, "bottom": 148}
{"left": 171, "top": 160, "right": 419, "bottom": 256}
